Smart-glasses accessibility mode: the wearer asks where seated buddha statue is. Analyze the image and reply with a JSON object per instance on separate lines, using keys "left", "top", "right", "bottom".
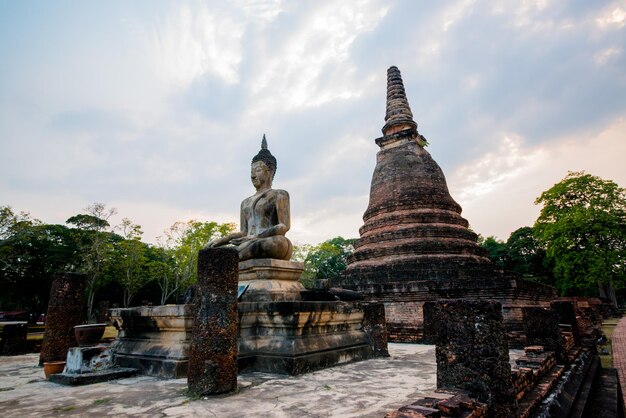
{"left": 205, "top": 135, "right": 293, "bottom": 261}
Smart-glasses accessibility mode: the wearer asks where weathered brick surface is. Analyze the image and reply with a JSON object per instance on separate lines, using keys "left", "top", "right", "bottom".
{"left": 522, "top": 307, "right": 566, "bottom": 364}
{"left": 187, "top": 248, "right": 238, "bottom": 396}
{"left": 362, "top": 303, "right": 389, "bottom": 357}
{"left": 425, "top": 299, "right": 517, "bottom": 418}
{"left": 39, "top": 272, "right": 85, "bottom": 365}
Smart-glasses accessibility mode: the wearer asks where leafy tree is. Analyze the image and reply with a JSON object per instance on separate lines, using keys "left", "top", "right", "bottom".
{"left": 477, "top": 235, "right": 508, "bottom": 269}
{"left": 66, "top": 203, "right": 117, "bottom": 320}
{"left": 159, "top": 220, "right": 235, "bottom": 303}
{"left": 0, "top": 206, "right": 81, "bottom": 312}
{"left": 534, "top": 171, "right": 626, "bottom": 302}
{"left": 299, "top": 237, "right": 356, "bottom": 288}
{"left": 506, "top": 226, "right": 554, "bottom": 285}
{"left": 114, "top": 218, "right": 149, "bottom": 307}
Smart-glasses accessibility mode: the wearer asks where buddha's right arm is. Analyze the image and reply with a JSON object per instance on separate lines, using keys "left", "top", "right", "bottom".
{"left": 205, "top": 232, "right": 245, "bottom": 248}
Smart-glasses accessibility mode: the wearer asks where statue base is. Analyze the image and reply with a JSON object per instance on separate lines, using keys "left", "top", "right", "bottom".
{"left": 110, "top": 301, "right": 377, "bottom": 377}
{"left": 238, "top": 258, "right": 305, "bottom": 302}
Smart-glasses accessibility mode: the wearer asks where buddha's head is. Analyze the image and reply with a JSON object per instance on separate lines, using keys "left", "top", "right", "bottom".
{"left": 251, "top": 135, "right": 277, "bottom": 190}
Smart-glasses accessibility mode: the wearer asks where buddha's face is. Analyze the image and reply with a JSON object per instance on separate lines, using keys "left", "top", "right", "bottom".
{"left": 251, "top": 161, "right": 271, "bottom": 190}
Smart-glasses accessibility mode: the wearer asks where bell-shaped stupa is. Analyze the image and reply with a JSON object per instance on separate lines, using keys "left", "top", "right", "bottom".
{"left": 333, "top": 66, "right": 555, "bottom": 343}
{"left": 340, "top": 66, "right": 494, "bottom": 288}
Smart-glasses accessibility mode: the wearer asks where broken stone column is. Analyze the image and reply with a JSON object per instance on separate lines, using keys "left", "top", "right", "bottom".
{"left": 362, "top": 303, "right": 389, "bottom": 357}
{"left": 424, "top": 299, "right": 517, "bottom": 418}
{"left": 40, "top": 272, "right": 86, "bottom": 366}
{"left": 523, "top": 307, "right": 567, "bottom": 364}
{"left": 188, "top": 248, "right": 238, "bottom": 396}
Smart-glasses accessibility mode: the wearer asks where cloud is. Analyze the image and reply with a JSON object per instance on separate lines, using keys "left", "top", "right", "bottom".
{"left": 1, "top": 1, "right": 625, "bottom": 248}
{"left": 152, "top": 3, "right": 246, "bottom": 87}
{"left": 450, "top": 117, "right": 626, "bottom": 240}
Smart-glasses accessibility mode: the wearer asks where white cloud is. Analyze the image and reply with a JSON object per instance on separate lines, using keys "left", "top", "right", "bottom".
{"left": 450, "top": 118, "right": 626, "bottom": 240}
{"left": 595, "top": 47, "right": 621, "bottom": 65}
{"left": 596, "top": 6, "right": 626, "bottom": 29}
{"left": 152, "top": 3, "right": 246, "bottom": 88}
{"left": 249, "top": 0, "right": 388, "bottom": 112}
{"left": 442, "top": 0, "right": 477, "bottom": 32}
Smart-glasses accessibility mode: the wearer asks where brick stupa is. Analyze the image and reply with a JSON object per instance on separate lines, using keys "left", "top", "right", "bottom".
{"left": 332, "top": 66, "right": 556, "bottom": 344}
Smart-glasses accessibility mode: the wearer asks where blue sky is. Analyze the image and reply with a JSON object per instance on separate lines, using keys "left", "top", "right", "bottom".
{"left": 1, "top": 0, "right": 625, "bottom": 245}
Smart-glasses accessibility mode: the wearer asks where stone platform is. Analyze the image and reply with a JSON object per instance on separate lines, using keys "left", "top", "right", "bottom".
{"left": 110, "top": 304, "right": 193, "bottom": 378}
{"left": 346, "top": 275, "right": 556, "bottom": 345}
{"left": 110, "top": 300, "right": 374, "bottom": 378}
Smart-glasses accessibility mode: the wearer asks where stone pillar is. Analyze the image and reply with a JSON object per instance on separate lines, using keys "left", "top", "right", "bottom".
{"left": 523, "top": 307, "right": 567, "bottom": 364}
{"left": 551, "top": 301, "right": 579, "bottom": 345}
{"left": 40, "top": 272, "right": 86, "bottom": 366}
{"left": 188, "top": 248, "right": 238, "bottom": 396}
{"left": 362, "top": 303, "right": 389, "bottom": 357}
{"left": 0, "top": 322, "right": 28, "bottom": 355}
{"left": 424, "top": 299, "right": 517, "bottom": 418}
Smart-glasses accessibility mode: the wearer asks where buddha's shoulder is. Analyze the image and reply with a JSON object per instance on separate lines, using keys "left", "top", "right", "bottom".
{"left": 272, "top": 189, "right": 289, "bottom": 198}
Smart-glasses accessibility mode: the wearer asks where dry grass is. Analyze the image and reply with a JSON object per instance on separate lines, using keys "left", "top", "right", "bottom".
{"left": 599, "top": 317, "right": 621, "bottom": 368}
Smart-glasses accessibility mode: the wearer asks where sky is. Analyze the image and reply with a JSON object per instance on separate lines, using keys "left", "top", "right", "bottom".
{"left": 1, "top": 0, "right": 625, "bottom": 246}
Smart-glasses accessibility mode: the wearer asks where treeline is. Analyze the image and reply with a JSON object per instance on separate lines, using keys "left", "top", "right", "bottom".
{"left": 2, "top": 172, "right": 624, "bottom": 314}
{"left": 0, "top": 203, "right": 234, "bottom": 318}
{"left": 481, "top": 171, "right": 626, "bottom": 303}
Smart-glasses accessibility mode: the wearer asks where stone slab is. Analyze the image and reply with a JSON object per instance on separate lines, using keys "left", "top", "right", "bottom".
{"left": 48, "top": 367, "right": 138, "bottom": 386}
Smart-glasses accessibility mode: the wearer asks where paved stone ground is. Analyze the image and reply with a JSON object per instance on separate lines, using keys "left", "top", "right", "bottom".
{"left": 0, "top": 343, "right": 436, "bottom": 418}
{"left": 611, "top": 316, "right": 626, "bottom": 407}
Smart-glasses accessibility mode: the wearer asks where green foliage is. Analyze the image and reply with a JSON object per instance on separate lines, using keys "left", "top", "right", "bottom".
{"left": 0, "top": 207, "right": 82, "bottom": 311}
{"left": 296, "top": 237, "right": 356, "bottom": 288}
{"left": 1, "top": 203, "right": 238, "bottom": 311}
{"left": 534, "top": 171, "right": 626, "bottom": 297}
{"left": 66, "top": 203, "right": 118, "bottom": 320}
{"left": 112, "top": 218, "right": 149, "bottom": 307}
{"left": 477, "top": 235, "right": 508, "bottom": 269}
{"left": 506, "top": 226, "right": 554, "bottom": 285}
{"left": 159, "top": 220, "right": 235, "bottom": 303}
{"left": 478, "top": 227, "right": 555, "bottom": 286}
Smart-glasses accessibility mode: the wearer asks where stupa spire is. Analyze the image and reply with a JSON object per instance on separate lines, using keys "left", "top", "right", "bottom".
{"left": 382, "top": 66, "right": 418, "bottom": 136}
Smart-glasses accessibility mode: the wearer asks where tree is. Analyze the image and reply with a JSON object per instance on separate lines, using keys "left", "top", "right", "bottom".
{"left": 534, "top": 171, "right": 626, "bottom": 302}
{"left": 114, "top": 218, "right": 149, "bottom": 308}
{"left": 505, "top": 226, "right": 554, "bottom": 285}
{"left": 158, "top": 220, "right": 235, "bottom": 303}
{"left": 477, "top": 235, "right": 508, "bottom": 269}
{"left": 299, "top": 237, "right": 356, "bottom": 288}
{"left": 0, "top": 206, "right": 81, "bottom": 312}
{"left": 67, "top": 203, "right": 117, "bottom": 320}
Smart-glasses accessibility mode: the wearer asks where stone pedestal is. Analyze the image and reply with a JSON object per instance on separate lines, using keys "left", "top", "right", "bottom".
{"left": 110, "top": 300, "right": 373, "bottom": 377}
{"left": 238, "top": 301, "right": 371, "bottom": 374}
{"left": 188, "top": 248, "right": 238, "bottom": 395}
{"left": 110, "top": 304, "right": 193, "bottom": 378}
{"left": 40, "top": 272, "right": 85, "bottom": 365}
{"left": 238, "top": 258, "right": 305, "bottom": 301}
